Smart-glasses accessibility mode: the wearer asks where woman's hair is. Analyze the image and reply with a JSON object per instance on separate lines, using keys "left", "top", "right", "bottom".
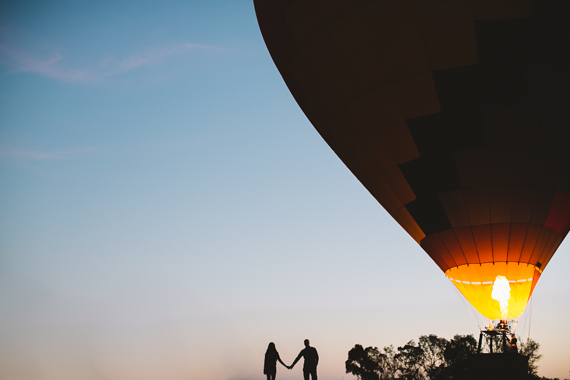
{"left": 266, "top": 342, "right": 277, "bottom": 354}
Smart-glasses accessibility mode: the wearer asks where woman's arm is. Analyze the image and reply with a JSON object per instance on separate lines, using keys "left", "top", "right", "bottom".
{"left": 277, "top": 353, "right": 288, "bottom": 367}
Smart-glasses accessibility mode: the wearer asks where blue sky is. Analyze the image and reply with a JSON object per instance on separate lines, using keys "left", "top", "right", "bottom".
{"left": 1, "top": 1, "right": 569, "bottom": 380}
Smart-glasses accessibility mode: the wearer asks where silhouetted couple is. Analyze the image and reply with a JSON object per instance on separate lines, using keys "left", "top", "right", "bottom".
{"left": 264, "top": 339, "right": 319, "bottom": 380}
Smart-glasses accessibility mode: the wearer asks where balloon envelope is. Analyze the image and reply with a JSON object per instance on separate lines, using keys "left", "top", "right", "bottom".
{"left": 255, "top": 0, "right": 570, "bottom": 320}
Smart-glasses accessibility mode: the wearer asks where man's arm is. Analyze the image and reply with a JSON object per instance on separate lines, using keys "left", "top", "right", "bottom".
{"left": 289, "top": 351, "right": 303, "bottom": 369}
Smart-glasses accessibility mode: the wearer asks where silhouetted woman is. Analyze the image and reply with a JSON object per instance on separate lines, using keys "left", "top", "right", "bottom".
{"left": 264, "top": 342, "right": 288, "bottom": 380}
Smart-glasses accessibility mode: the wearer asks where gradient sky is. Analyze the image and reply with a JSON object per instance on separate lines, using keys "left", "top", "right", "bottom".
{"left": 1, "top": 1, "right": 569, "bottom": 380}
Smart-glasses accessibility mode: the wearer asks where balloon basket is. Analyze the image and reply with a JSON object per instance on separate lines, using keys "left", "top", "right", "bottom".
{"left": 477, "top": 319, "right": 519, "bottom": 354}
{"left": 465, "top": 353, "right": 529, "bottom": 380}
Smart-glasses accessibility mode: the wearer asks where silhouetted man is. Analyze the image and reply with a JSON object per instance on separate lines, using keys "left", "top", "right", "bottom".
{"left": 288, "top": 339, "right": 319, "bottom": 380}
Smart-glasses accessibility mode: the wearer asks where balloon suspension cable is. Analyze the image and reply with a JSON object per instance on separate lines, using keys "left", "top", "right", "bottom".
{"left": 450, "top": 279, "right": 482, "bottom": 330}
{"left": 508, "top": 296, "right": 533, "bottom": 344}
{"left": 527, "top": 295, "right": 533, "bottom": 342}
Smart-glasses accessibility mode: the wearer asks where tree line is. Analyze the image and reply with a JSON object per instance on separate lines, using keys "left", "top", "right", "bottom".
{"left": 345, "top": 334, "right": 558, "bottom": 380}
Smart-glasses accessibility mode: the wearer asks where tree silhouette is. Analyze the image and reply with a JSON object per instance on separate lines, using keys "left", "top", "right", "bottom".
{"left": 345, "top": 344, "right": 396, "bottom": 380}
{"left": 346, "top": 344, "right": 382, "bottom": 380}
{"left": 394, "top": 340, "right": 425, "bottom": 380}
{"left": 520, "top": 339, "right": 542, "bottom": 379}
{"left": 418, "top": 335, "right": 448, "bottom": 380}
{"left": 438, "top": 335, "right": 477, "bottom": 380}
{"left": 346, "top": 334, "right": 551, "bottom": 380}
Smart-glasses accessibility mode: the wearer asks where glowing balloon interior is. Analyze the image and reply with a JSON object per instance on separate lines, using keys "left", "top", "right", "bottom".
{"left": 447, "top": 263, "right": 538, "bottom": 320}
{"left": 255, "top": 0, "right": 570, "bottom": 320}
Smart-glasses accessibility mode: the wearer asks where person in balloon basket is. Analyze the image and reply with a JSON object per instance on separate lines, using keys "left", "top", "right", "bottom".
{"left": 287, "top": 339, "right": 319, "bottom": 380}
{"left": 264, "top": 342, "right": 289, "bottom": 380}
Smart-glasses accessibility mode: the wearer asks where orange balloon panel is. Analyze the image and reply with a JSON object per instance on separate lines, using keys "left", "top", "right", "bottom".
{"left": 255, "top": 0, "right": 570, "bottom": 319}
{"left": 445, "top": 263, "right": 539, "bottom": 319}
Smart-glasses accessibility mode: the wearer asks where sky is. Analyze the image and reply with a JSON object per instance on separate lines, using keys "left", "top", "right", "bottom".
{"left": 0, "top": 1, "right": 569, "bottom": 380}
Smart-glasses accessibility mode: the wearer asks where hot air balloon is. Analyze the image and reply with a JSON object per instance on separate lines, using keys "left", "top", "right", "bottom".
{"left": 255, "top": 0, "right": 570, "bottom": 321}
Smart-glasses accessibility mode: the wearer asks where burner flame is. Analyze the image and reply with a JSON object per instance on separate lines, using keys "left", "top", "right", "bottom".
{"left": 491, "top": 275, "right": 511, "bottom": 319}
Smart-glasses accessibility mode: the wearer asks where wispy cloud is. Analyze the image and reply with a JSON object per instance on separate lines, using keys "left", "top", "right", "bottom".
{"left": 0, "top": 146, "right": 97, "bottom": 160}
{"left": 100, "top": 43, "right": 215, "bottom": 78}
{"left": 0, "top": 45, "right": 91, "bottom": 82}
{"left": 0, "top": 43, "right": 220, "bottom": 83}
